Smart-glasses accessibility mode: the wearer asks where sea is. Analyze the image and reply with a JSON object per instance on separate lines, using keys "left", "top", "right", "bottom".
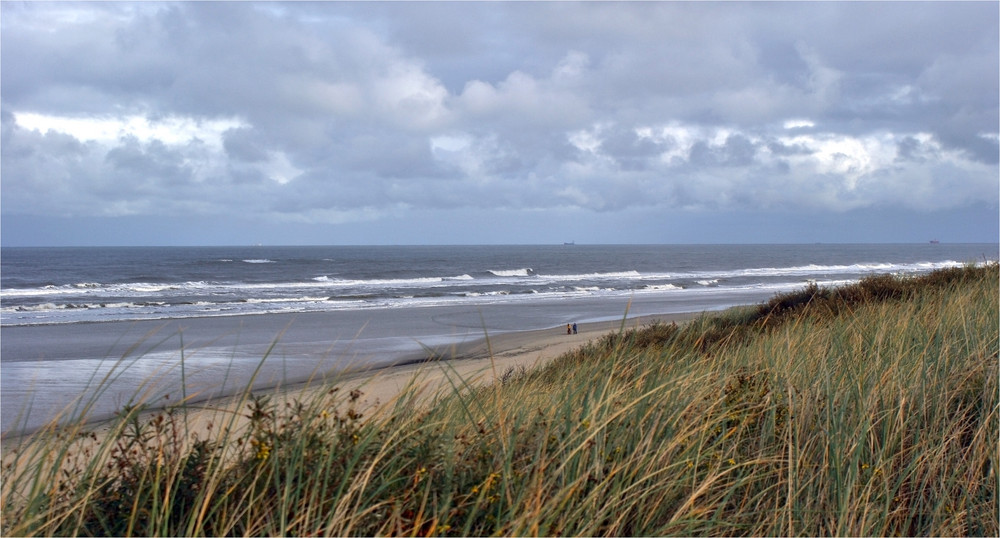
{"left": 2, "top": 243, "right": 996, "bottom": 434}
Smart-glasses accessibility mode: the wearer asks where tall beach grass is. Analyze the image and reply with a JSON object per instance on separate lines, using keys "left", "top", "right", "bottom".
{"left": 2, "top": 264, "right": 997, "bottom": 536}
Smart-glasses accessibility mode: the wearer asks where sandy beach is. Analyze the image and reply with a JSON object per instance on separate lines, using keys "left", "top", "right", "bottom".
{"left": 1, "top": 312, "right": 698, "bottom": 453}
{"left": 278, "top": 312, "right": 699, "bottom": 412}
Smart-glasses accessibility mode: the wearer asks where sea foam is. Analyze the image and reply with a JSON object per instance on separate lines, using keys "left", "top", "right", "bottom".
{"left": 489, "top": 268, "right": 533, "bottom": 277}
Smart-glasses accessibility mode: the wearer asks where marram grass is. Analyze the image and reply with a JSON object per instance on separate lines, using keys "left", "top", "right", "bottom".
{"left": 2, "top": 264, "right": 997, "bottom": 536}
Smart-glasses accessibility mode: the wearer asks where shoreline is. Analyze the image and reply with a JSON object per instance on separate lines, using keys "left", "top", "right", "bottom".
{"left": 276, "top": 312, "right": 700, "bottom": 409}
{"left": 1, "top": 311, "right": 699, "bottom": 450}
{"left": 2, "top": 294, "right": 728, "bottom": 434}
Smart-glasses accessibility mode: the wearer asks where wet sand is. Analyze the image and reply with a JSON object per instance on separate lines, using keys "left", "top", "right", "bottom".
{"left": 293, "top": 312, "right": 698, "bottom": 411}
{"left": 2, "top": 297, "right": 712, "bottom": 435}
{"left": 1, "top": 312, "right": 698, "bottom": 452}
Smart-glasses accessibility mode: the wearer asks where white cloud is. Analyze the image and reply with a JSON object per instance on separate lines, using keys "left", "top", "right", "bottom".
{"left": 568, "top": 127, "right": 602, "bottom": 154}
{"left": 553, "top": 50, "right": 590, "bottom": 82}
{"left": 545, "top": 119, "right": 995, "bottom": 213}
{"left": 13, "top": 112, "right": 245, "bottom": 148}
{"left": 371, "top": 61, "right": 452, "bottom": 130}
{"left": 778, "top": 133, "right": 893, "bottom": 185}
{"left": 455, "top": 52, "right": 592, "bottom": 128}
{"left": 263, "top": 151, "right": 302, "bottom": 185}
{"left": 430, "top": 133, "right": 471, "bottom": 153}
{"left": 783, "top": 119, "right": 815, "bottom": 130}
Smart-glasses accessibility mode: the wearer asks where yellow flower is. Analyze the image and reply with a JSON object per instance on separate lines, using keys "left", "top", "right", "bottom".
{"left": 413, "top": 467, "right": 428, "bottom": 485}
{"left": 471, "top": 472, "right": 501, "bottom": 497}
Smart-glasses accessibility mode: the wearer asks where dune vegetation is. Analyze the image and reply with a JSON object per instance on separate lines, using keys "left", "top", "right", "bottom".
{"left": 2, "top": 263, "right": 997, "bottom": 536}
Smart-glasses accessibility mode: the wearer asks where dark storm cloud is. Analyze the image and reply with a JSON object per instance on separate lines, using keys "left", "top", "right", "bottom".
{"left": 1, "top": 1, "right": 996, "bottom": 244}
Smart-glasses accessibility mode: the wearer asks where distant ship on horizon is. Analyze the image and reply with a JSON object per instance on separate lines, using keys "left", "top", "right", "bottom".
{"left": 563, "top": 240, "right": 575, "bottom": 245}
{"left": 929, "top": 239, "right": 940, "bottom": 244}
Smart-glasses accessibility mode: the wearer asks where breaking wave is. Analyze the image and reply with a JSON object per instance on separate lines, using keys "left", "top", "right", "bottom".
{"left": 1, "top": 251, "right": 986, "bottom": 327}
{"left": 488, "top": 268, "right": 533, "bottom": 277}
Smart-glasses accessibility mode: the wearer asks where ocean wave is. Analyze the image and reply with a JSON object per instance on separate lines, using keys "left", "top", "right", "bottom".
{"left": 718, "top": 260, "right": 964, "bottom": 278}
{"left": 616, "top": 260, "right": 967, "bottom": 284}
{"left": 8, "top": 302, "right": 61, "bottom": 312}
{"left": 488, "top": 268, "right": 533, "bottom": 277}
{"left": 242, "top": 259, "right": 275, "bottom": 264}
{"left": 128, "top": 284, "right": 182, "bottom": 293}
{"left": 572, "top": 286, "right": 603, "bottom": 292}
{"left": 7, "top": 300, "right": 164, "bottom": 313}
{"left": 4, "top": 283, "right": 112, "bottom": 297}
{"left": 2, "top": 281, "right": 204, "bottom": 297}
{"left": 1, "top": 257, "right": 983, "bottom": 327}
{"left": 3, "top": 286, "right": 77, "bottom": 297}
{"left": 535, "top": 270, "right": 642, "bottom": 281}
{"left": 244, "top": 296, "right": 331, "bottom": 304}
{"left": 643, "top": 284, "right": 684, "bottom": 291}
{"left": 306, "top": 273, "right": 472, "bottom": 286}
{"left": 0, "top": 260, "right": 968, "bottom": 301}
{"left": 318, "top": 276, "right": 450, "bottom": 287}
{"left": 464, "top": 290, "right": 511, "bottom": 297}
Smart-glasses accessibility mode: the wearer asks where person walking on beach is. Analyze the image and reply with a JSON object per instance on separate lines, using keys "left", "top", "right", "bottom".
{"left": 567, "top": 324, "right": 572, "bottom": 335}
{"left": 572, "top": 323, "right": 578, "bottom": 334}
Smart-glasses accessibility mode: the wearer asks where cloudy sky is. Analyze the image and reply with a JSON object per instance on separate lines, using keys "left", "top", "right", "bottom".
{"left": 2, "top": 2, "right": 997, "bottom": 246}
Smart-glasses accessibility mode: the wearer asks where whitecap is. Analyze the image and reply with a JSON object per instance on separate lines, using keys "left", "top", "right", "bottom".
{"left": 465, "top": 290, "right": 510, "bottom": 297}
{"left": 11, "top": 303, "right": 60, "bottom": 312}
{"left": 489, "top": 268, "right": 533, "bottom": 277}
{"left": 644, "top": 284, "right": 683, "bottom": 291}
{"left": 537, "top": 270, "right": 642, "bottom": 281}
{"left": 573, "top": 286, "right": 602, "bottom": 292}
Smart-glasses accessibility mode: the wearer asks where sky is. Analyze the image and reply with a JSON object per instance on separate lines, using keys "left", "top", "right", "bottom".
{"left": 1, "top": 1, "right": 998, "bottom": 246}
